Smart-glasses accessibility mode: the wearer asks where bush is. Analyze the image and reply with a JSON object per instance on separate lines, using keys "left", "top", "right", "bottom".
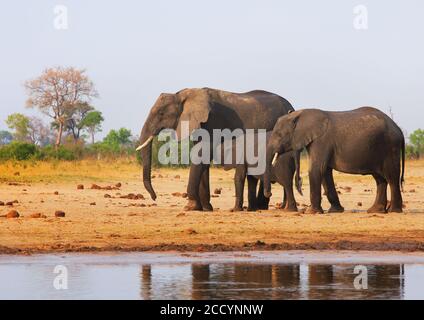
{"left": 0, "top": 142, "right": 37, "bottom": 161}
{"left": 35, "top": 145, "right": 76, "bottom": 161}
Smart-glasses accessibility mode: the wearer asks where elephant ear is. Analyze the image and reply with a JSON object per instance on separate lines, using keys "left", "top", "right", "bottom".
{"left": 291, "top": 110, "right": 329, "bottom": 151}
{"left": 176, "top": 89, "right": 211, "bottom": 141}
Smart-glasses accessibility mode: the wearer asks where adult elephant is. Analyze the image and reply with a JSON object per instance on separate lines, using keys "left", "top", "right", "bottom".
{"left": 137, "top": 88, "right": 294, "bottom": 211}
{"left": 263, "top": 107, "right": 405, "bottom": 214}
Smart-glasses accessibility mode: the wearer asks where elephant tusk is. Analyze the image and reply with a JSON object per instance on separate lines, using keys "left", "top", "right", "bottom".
{"left": 271, "top": 153, "right": 279, "bottom": 166}
{"left": 136, "top": 136, "right": 154, "bottom": 151}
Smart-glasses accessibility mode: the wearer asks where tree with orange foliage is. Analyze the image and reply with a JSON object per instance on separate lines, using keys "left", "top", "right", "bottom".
{"left": 24, "top": 67, "right": 98, "bottom": 149}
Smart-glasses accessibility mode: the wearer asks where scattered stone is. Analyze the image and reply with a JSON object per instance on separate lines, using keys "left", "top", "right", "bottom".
{"left": 255, "top": 240, "right": 266, "bottom": 246}
{"left": 115, "top": 182, "right": 122, "bottom": 188}
{"left": 54, "top": 191, "right": 59, "bottom": 195}
{"left": 30, "top": 213, "right": 42, "bottom": 218}
{"left": 182, "top": 193, "right": 188, "bottom": 198}
{"left": 14, "top": 172, "right": 20, "bottom": 176}
{"left": 171, "top": 192, "right": 183, "bottom": 197}
{"left": 409, "top": 189, "right": 416, "bottom": 193}
{"left": 120, "top": 193, "right": 144, "bottom": 200}
{"left": 55, "top": 211, "right": 65, "bottom": 217}
{"left": 6, "top": 201, "right": 14, "bottom": 206}
{"left": 6, "top": 210, "right": 20, "bottom": 218}
{"left": 341, "top": 186, "right": 352, "bottom": 192}
{"left": 211, "top": 195, "right": 219, "bottom": 198}
{"left": 214, "top": 188, "right": 222, "bottom": 195}
{"left": 176, "top": 212, "right": 186, "bottom": 217}
{"left": 174, "top": 175, "right": 180, "bottom": 179}
{"left": 0, "top": 201, "right": 4, "bottom": 206}
{"left": 357, "top": 202, "right": 363, "bottom": 207}
{"left": 90, "top": 202, "right": 96, "bottom": 206}
{"left": 185, "top": 228, "right": 197, "bottom": 235}
{"left": 104, "top": 194, "right": 112, "bottom": 198}
{"left": 91, "top": 184, "right": 120, "bottom": 190}
{"left": 77, "top": 184, "right": 84, "bottom": 190}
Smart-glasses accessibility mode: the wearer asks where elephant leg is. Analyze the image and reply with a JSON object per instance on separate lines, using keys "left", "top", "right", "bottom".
{"left": 232, "top": 165, "right": 246, "bottom": 212}
{"left": 185, "top": 164, "right": 204, "bottom": 211}
{"left": 199, "top": 164, "right": 213, "bottom": 211}
{"left": 281, "top": 188, "right": 287, "bottom": 209}
{"left": 386, "top": 168, "right": 403, "bottom": 213}
{"left": 323, "top": 169, "right": 344, "bottom": 213}
{"left": 282, "top": 186, "right": 298, "bottom": 212}
{"left": 257, "top": 180, "right": 270, "bottom": 210}
{"left": 308, "top": 166, "right": 324, "bottom": 214}
{"left": 367, "top": 174, "right": 388, "bottom": 213}
{"left": 247, "top": 176, "right": 258, "bottom": 211}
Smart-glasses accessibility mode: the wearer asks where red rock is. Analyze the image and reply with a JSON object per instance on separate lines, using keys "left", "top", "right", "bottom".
{"left": 54, "top": 191, "right": 59, "bottom": 195}
{"left": 30, "top": 213, "right": 42, "bottom": 218}
{"left": 55, "top": 211, "right": 65, "bottom": 217}
{"left": 0, "top": 201, "right": 4, "bottom": 206}
{"left": 214, "top": 188, "right": 222, "bottom": 195}
{"left": 77, "top": 184, "right": 84, "bottom": 190}
{"left": 357, "top": 202, "right": 363, "bottom": 207}
{"left": 6, "top": 210, "right": 20, "bottom": 218}
{"left": 104, "top": 194, "right": 112, "bottom": 198}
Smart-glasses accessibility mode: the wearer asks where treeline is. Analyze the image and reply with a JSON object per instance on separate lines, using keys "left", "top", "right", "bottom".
{"left": 1, "top": 66, "right": 423, "bottom": 163}
{"left": 0, "top": 128, "right": 137, "bottom": 161}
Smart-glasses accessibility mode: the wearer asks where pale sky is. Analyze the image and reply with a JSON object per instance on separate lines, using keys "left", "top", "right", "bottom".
{"left": 0, "top": 0, "right": 423, "bottom": 139}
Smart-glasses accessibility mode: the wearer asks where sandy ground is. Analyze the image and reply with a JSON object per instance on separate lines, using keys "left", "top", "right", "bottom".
{"left": 0, "top": 159, "right": 424, "bottom": 254}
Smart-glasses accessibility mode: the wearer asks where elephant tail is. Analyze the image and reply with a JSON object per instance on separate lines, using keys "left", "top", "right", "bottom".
{"left": 401, "top": 138, "right": 405, "bottom": 192}
{"left": 294, "top": 150, "right": 303, "bottom": 196}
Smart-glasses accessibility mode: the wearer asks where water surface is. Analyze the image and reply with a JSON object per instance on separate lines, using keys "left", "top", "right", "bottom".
{"left": 1, "top": 251, "right": 424, "bottom": 299}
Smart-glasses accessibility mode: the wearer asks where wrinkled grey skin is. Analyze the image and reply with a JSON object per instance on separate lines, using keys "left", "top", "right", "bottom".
{"left": 263, "top": 107, "right": 405, "bottom": 214}
{"left": 138, "top": 88, "right": 294, "bottom": 211}
{"left": 217, "top": 132, "right": 302, "bottom": 211}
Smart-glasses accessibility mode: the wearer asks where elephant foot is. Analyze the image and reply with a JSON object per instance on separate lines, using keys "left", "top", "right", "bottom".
{"left": 257, "top": 204, "right": 269, "bottom": 210}
{"left": 231, "top": 206, "right": 244, "bottom": 212}
{"left": 306, "top": 206, "right": 324, "bottom": 214}
{"left": 328, "top": 204, "right": 345, "bottom": 213}
{"left": 247, "top": 206, "right": 258, "bottom": 212}
{"left": 201, "top": 203, "right": 213, "bottom": 212}
{"left": 367, "top": 204, "right": 387, "bottom": 214}
{"left": 388, "top": 204, "right": 403, "bottom": 213}
{"left": 184, "top": 199, "right": 203, "bottom": 211}
{"left": 280, "top": 205, "right": 298, "bottom": 212}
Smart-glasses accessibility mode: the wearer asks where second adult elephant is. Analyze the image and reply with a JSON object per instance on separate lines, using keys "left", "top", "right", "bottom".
{"left": 263, "top": 107, "right": 405, "bottom": 213}
{"left": 137, "top": 88, "right": 294, "bottom": 211}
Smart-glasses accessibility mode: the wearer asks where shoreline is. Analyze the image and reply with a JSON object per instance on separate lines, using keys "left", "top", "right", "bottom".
{"left": 2, "top": 240, "right": 424, "bottom": 256}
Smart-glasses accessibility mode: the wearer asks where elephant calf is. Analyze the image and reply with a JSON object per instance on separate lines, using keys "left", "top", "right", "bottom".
{"left": 217, "top": 132, "right": 302, "bottom": 212}
{"left": 264, "top": 107, "right": 405, "bottom": 214}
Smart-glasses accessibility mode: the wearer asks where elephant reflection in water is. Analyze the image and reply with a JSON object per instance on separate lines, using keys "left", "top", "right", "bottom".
{"left": 190, "top": 264, "right": 301, "bottom": 300}
{"left": 139, "top": 263, "right": 404, "bottom": 300}
{"left": 308, "top": 264, "right": 404, "bottom": 299}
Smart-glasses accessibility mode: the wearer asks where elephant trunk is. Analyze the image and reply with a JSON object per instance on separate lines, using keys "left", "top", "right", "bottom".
{"left": 294, "top": 150, "right": 303, "bottom": 196}
{"left": 263, "top": 145, "right": 274, "bottom": 199}
{"left": 139, "top": 130, "right": 157, "bottom": 201}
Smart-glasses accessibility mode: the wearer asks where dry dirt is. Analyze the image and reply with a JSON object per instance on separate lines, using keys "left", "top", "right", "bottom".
{"left": 1, "top": 159, "right": 424, "bottom": 254}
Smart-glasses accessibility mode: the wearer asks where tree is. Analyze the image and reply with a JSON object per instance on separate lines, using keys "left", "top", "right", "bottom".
{"left": 24, "top": 67, "right": 98, "bottom": 149}
{"left": 65, "top": 102, "right": 94, "bottom": 142}
{"left": 81, "top": 111, "right": 104, "bottom": 144}
{"left": 103, "top": 128, "right": 132, "bottom": 151}
{"left": 0, "top": 130, "right": 13, "bottom": 145}
{"left": 5, "top": 113, "right": 30, "bottom": 142}
{"left": 28, "top": 116, "right": 53, "bottom": 146}
{"left": 409, "top": 129, "right": 424, "bottom": 158}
